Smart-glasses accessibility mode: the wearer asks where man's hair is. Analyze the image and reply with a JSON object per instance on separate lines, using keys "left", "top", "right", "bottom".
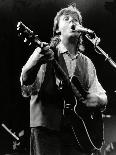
{"left": 53, "top": 4, "right": 84, "bottom": 52}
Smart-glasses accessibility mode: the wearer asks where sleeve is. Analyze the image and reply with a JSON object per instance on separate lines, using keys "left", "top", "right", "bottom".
{"left": 86, "top": 57, "right": 107, "bottom": 110}
{"left": 87, "top": 58, "right": 106, "bottom": 94}
{"left": 21, "top": 78, "right": 40, "bottom": 97}
{"left": 20, "top": 64, "right": 46, "bottom": 98}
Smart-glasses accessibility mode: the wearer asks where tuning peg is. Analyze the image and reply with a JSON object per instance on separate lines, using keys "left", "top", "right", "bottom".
{"left": 17, "top": 33, "right": 22, "bottom": 36}
{"left": 17, "top": 21, "right": 23, "bottom": 31}
{"left": 17, "top": 27, "right": 19, "bottom": 30}
{"left": 24, "top": 38, "right": 27, "bottom": 42}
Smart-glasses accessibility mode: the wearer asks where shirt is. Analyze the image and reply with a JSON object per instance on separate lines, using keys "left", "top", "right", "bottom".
{"left": 21, "top": 43, "right": 106, "bottom": 130}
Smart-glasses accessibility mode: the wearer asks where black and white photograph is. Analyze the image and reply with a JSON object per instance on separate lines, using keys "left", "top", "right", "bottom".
{"left": 0, "top": 0, "right": 116, "bottom": 155}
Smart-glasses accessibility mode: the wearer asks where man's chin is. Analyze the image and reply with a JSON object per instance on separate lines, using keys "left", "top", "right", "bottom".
{"left": 69, "top": 32, "right": 80, "bottom": 38}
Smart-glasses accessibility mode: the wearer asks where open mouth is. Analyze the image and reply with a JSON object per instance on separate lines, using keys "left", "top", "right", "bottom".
{"left": 71, "top": 24, "right": 76, "bottom": 31}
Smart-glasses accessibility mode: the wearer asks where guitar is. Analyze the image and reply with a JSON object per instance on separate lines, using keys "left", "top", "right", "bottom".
{"left": 17, "top": 21, "right": 104, "bottom": 153}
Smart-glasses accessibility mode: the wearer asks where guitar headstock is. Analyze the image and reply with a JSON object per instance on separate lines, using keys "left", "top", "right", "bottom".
{"left": 17, "top": 21, "right": 33, "bottom": 35}
{"left": 17, "top": 21, "right": 41, "bottom": 47}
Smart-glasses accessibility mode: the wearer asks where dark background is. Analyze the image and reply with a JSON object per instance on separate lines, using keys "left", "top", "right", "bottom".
{"left": 0, "top": 0, "right": 116, "bottom": 153}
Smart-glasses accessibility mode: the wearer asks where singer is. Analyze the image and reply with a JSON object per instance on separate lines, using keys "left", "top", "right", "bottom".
{"left": 20, "top": 4, "right": 107, "bottom": 155}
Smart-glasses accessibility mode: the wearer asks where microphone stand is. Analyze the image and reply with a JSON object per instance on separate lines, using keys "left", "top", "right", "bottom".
{"left": 85, "top": 34, "right": 116, "bottom": 69}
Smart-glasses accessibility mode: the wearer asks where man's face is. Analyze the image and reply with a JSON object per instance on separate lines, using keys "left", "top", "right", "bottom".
{"left": 58, "top": 14, "right": 81, "bottom": 39}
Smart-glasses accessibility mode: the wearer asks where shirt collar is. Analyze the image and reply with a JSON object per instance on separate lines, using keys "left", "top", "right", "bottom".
{"left": 57, "top": 42, "right": 80, "bottom": 60}
{"left": 57, "top": 42, "right": 68, "bottom": 54}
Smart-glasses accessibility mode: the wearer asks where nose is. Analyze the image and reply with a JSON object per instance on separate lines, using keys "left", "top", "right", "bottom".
{"left": 70, "top": 18, "right": 77, "bottom": 23}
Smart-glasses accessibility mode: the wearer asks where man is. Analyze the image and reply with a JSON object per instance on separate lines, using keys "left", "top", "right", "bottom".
{"left": 20, "top": 4, "right": 107, "bottom": 155}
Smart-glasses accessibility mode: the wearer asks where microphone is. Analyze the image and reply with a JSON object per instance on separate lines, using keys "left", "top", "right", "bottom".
{"left": 71, "top": 24, "right": 94, "bottom": 35}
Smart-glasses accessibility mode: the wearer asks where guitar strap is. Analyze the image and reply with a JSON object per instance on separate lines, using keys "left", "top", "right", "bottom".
{"left": 58, "top": 53, "right": 69, "bottom": 78}
{"left": 58, "top": 53, "right": 87, "bottom": 98}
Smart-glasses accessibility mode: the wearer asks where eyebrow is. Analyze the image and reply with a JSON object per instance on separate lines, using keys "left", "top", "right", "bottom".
{"left": 63, "top": 14, "right": 79, "bottom": 20}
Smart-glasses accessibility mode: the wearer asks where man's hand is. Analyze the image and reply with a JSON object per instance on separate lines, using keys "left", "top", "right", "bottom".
{"left": 82, "top": 93, "right": 107, "bottom": 111}
{"left": 40, "top": 45, "right": 55, "bottom": 63}
{"left": 83, "top": 93, "right": 99, "bottom": 107}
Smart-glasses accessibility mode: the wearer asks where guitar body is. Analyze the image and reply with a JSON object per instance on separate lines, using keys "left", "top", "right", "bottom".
{"left": 17, "top": 21, "right": 104, "bottom": 154}
{"left": 64, "top": 106, "right": 104, "bottom": 153}
{"left": 62, "top": 76, "right": 104, "bottom": 153}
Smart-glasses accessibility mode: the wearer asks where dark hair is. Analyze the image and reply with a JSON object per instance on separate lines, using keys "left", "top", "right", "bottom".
{"left": 53, "top": 4, "right": 84, "bottom": 52}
